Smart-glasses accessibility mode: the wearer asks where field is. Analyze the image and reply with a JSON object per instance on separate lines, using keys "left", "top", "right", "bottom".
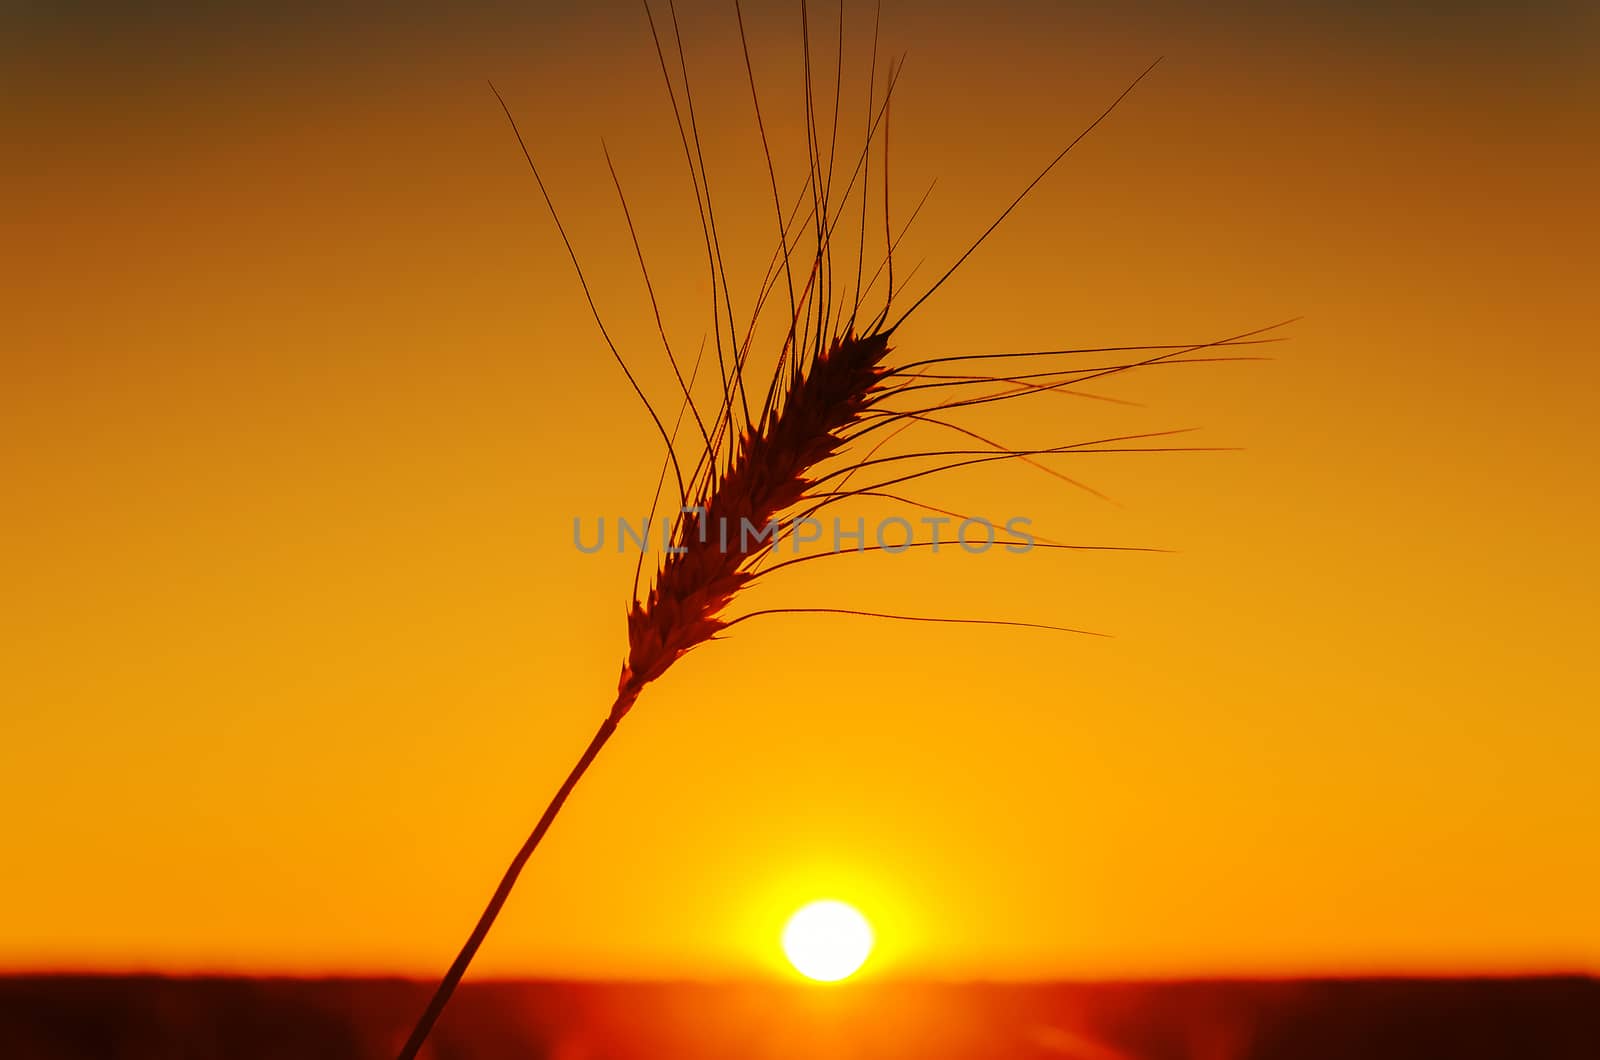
{"left": 3, "top": 976, "right": 1596, "bottom": 1059}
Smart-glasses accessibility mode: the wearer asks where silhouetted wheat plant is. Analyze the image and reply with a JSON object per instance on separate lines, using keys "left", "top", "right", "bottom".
{"left": 396, "top": 2, "right": 1282, "bottom": 1055}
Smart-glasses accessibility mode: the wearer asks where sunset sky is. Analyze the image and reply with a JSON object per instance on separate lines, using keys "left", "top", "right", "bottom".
{"left": 4, "top": 0, "right": 1597, "bottom": 980}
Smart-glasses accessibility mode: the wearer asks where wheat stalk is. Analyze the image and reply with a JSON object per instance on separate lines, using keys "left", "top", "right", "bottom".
{"left": 395, "top": 3, "right": 1281, "bottom": 1055}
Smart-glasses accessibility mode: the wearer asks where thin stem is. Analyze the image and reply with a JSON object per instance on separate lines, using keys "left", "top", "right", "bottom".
{"left": 396, "top": 711, "right": 623, "bottom": 1060}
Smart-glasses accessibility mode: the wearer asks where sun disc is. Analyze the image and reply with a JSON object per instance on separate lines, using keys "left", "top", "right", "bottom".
{"left": 781, "top": 900, "right": 874, "bottom": 981}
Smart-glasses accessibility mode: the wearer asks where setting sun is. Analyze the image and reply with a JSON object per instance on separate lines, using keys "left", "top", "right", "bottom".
{"left": 781, "top": 901, "right": 875, "bottom": 982}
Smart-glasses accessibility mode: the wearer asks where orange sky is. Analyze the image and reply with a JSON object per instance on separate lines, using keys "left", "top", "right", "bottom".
{"left": 3, "top": 0, "right": 1598, "bottom": 980}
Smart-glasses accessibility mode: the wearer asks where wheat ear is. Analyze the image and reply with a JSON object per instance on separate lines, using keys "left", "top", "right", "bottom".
{"left": 395, "top": 4, "right": 1283, "bottom": 1054}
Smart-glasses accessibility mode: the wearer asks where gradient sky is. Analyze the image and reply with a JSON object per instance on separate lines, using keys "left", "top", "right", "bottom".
{"left": 4, "top": 0, "right": 1598, "bottom": 979}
